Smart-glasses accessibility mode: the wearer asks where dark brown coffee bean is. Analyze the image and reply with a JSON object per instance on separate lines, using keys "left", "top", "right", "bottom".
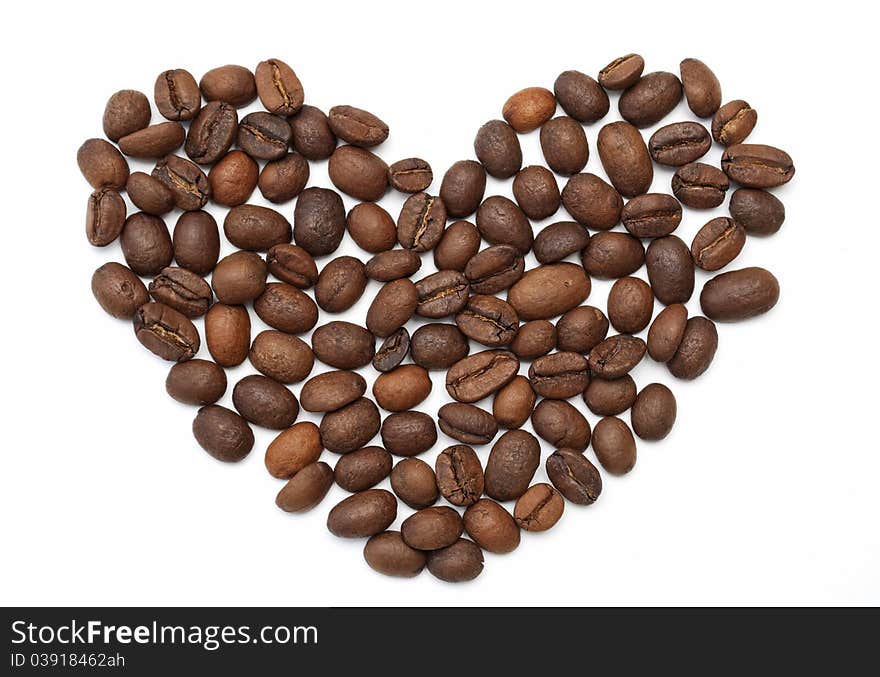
{"left": 254, "top": 282, "right": 318, "bottom": 335}
{"left": 389, "top": 158, "right": 432, "bottom": 193}
{"left": 647, "top": 303, "right": 688, "bottom": 363}
{"left": 152, "top": 155, "right": 209, "bottom": 211}
{"left": 289, "top": 105, "right": 336, "bottom": 160}
{"left": 649, "top": 122, "right": 712, "bottom": 166}
{"left": 250, "top": 330, "right": 314, "bottom": 384}
{"left": 321, "top": 398, "right": 381, "bottom": 454}
{"left": 237, "top": 111, "right": 290, "bottom": 161}
{"left": 300, "top": 371, "right": 367, "bottom": 412}
{"left": 328, "top": 145, "right": 389, "bottom": 201}
{"left": 440, "top": 160, "right": 487, "bottom": 218}
{"left": 588, "top": 335, "right": 646, "bottom": 379}
{"left": 86, "top": 188, "right": 126, "bottom": 246}
{"left": 691, "top": 217, "right": 746, "bottom": 271}
{"left": 446, "top": 350, "right": 520, "bottom": 403}
{"left": 347, "top": 202, "right": 397, "bottom": 253}
{"left": 484, "top": 430, "right": 541, "bottom": 501}
{"left": 598, "top": 54, "right": 644, "bottom": 90}
{"left": 529, "top": 352, "right": 590, "bottom": 399}
{"left": 619, "top": 72, "right": 682, "bottom": 128}
{"left": 293, "top": 187, "right": 346, "bottom": 256}
{"left": 435, "top": 445, "right": 485, "bottom": 507}
{"left": 556, "top": 305, "right": 609, "bottom": 354}
{"left": 597, "top": 121, "right": 653, "bottom": 198}
{"left": 199, "top": 65, "right": 257, "bottom": 107}
{"left": 397, "top": 193, "right": 447, "bottom": 251}
{"left": 476, "top": 195, "right": 533, "bottom": 254}
{"left": 154, "top": 69, "right": 201, "bottom": 121}
{"left": 427, "top": 538, "right": 484, "bottom": 582}
{"left": 667, "top": 316, "right": 718, "bottom": 380}
{"left": 503, "top": 86, "right": 556, "bottom": 132}
{"left": 166, "top": 359, "right": 227, "bottom": 406}
{"left": 365, "top": 250, "right": 422, "bottom": 282}
{"left": 185, "top": 102, "right": 237, "bottom": 164}
{"left": 311, "top": 322, "right": 375, "bottom": 370}
{"left": 364, "top": 531, "right": 427, "bottom": 578}
{"left": 410, "top": 324, "right": 470, "bottom": 370}
{"left": 266, "top": 422, "right": 323, "bottom": 480}
{"left": 539, "top": 116, "right": 589, "bottom": 176}
{"left": 507, "top": 263, "right": 590, "bottom": 320}
{"left": 493, "top": 376, "right": 536, "bottom": 429}
{"left": 91, "top": 262, "right": 149, "bottom": 319}
{"left": 103, "top": 90, "right": 151, "bottom": 141}
{"left": 276, "top": 462, "right": 334, "bottom": 513}
{"left": 266, "top": 244, "right": 317, "bottom": 288}
{"left": 463, "top": 499, "right": 520, "bottom": 554}
{"left": 729, "top": 188, "right": 785, "bottom": 235}
{"left": 211, "top": 251, "right": 268, "bottom": 304}
{"left": 474, "top": 120, "right": 522, "bottom": 179}
{"left": 700, "top": 266, "right": 780, "bottom": 321}
{"left": 174, "top": 211, "right": 220, "bottom": 275}
{"left": 455, "top": 295, "right": 519, "bottom": 347}
{"left": 205, "top": 303, "right": 250, "bottom": 367}
{"left": 672, "top": 162, "right": 729, "bottom": 209}
{"left": 258, "top": 152, "right": 309, "bottom": 204}
{"left": 561, "top": 173, "right": 623, "bottom": 230}
{"left": 621, "top": 194, "right": 682, "bottom": 238}
{"left": 381, "top": 411, "right": 437, "bottom": 457}
{"left": 208, "top": 150, "right": 258, "bottom": 206}
{"left": 373, "top": 365, "right": 432, "bottom": 412}
{"left": 438, "top": 403, "right": 498, "bottom": 446}
{"left": 435, "top": 220, "right": 481, "bottom": 271}
{"left": 510, "top": 320, "right": 556, "bottom": 359}
{"left": 532, "top": 399, "right": 591, "bottom": 451}
{"left": 327, "top": 489, "right": 397, "bottom": 538}
{"left": 119, "top": 122, "right": 186, "bottom": 159}
{"left": 581, "top": 231, "right": 645, "bottom": 279}
{"left": 77, "top": 138, "right": 129, "bottom": 190}
{"left": 224, "top": 205, "right": 291, "bottom": 252}
{"left": 334, "top": 446, "right": 393, "bottom": 493}
{"left": 712, "top": 100, "right": 757, "bottom": 146}
{"left": 607, "top": 277, "right": 653, "bottom": 334}
{"left": 721, "top": 144, "right": 795, "bottom": 188}
{"left": 680, "top": 58, "right": 722, "bottom": 117}
{"left": 149, "top": 267, "right": 213, "bottom": 318}
{"left": 515, "top": 483, "right": 564, "bottom": 532}
{"left": 367, "top": 279, "right": 419, "bottom": 337}
{"left": 546, "top": 449, "right": 602, "bottom": 505}
{"left": 192, "top": 405, "right": 253, "bottom": 462}
{"left": 120, "top": 212, "right": 172, "bottom": 276}
{"left": 591, "top": 417, "right": 636, "bottom": 475}
{"left": 328, "top": 105, "right": 389, "bottom": 147}
{"left": 583, "top": 375, "right": 637, "bottom": 416}
{"left": 315, "top": 256, "right": 367, "bottom": 312}
{"left": 464, "top": 245, "right": 525, "bottom": 294}
{"left": 645, "top": 235, "right": 694, "bottom": 305}
{"left": 133, "top": 302, "right": 200, "bottom": 362}
{"left": 390, "top": 458, "right": 439, "bottom": 509}
{"left": 631, "top": 383, "right": 676, "bottom": 441}
{"left": 372, "top": 328, "right": 410, "bottom": 373}
{"left": 512, "top": 165, "right": 561, "bottom": 220}
{"left": 233, "top": 374, "right": 299, "bottom": 429}
{"left": 254, "top": 58, "right": 303, "bottom": 115}
{"left": 553, "top": 70, "right": 609, "bottom": 123}
{"left": 127, "top": 172, "right": 175, "bottom": 216}
{"left": 533, "top": 221, "right": 590, "bottom": 264}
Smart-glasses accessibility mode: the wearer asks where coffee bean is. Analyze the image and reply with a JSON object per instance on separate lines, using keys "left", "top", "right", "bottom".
{"left": 474, "top": 120, "right": 522, "bottom": 179}
{"left": 427, "top": 538, "right": 484, "bottom": 582}
{"left": 266, "top": 244, "right": 317, "bottom": 289}
{"left": 149, "top": 267, "right": 213, "bottom": 318}
{"left": 311, "top": 322, "right": 375, "bottom": 370}
{"left": 510, "top": 320, "right": 557, "bottom": 359}
{"left": 672, "top": 162, "right": 729, "bottom": 209}
{"left": 631, "top": 383, "right": 676, "bottom": 441}
{"left": 127, "top": 172, "right": 175, "bottom": 216}
{"left": 647, "top": 304, "right": 688, "bottom": 363}
{"left": 254, "top": 282, "right": 318, "bottom": 335}
{"left": 390, "top": 458, "right": 439, "bottom": 509}
{"left": 700, "top": 266, "right": 780, "bottom": 321}
{"left": 205, "top": 303, "right": 250, "bottom": 367}
{"left": 258, "top": 152, "right": 309, "bottom": 204}
{"left": 502, "top": 86, "right": 556, "bottom": 132}
{"left": 529, "top": 352, "right": 590, "bottom": 399}
{"left": 476, "top": 195, "right": 533, "bottom": 254}
{"left": 199, "top": 64, "right": 257, "bottom": 107}
{"left": 667, "top": 316, "right": 718, "bottom": 380}
{"left": 103, "top": 89, "right": 151, "bottom": 141}
{"left": 721, "top": 144, "right": 795, "bottom": 188}
{"left": 174, "top": 211, "right": 220, "bottom": 275}
{"left": 621, "top": 193, "right": 682, "bottom": 238}
{"left": 320, "top": 398, "right": 381, "bottom": 454}
{"left": 276, "top": 462, "right": 334, "bottom": 513}
{"left": 561, "top": 173, "right": 623, "bottom": 230}
{"left": 233, "top": 374, "right": 299, "bottom": 430}
{"left": 507, "top": 263, "right": 590, "bottom": 320}
{"left": 289, "top": 105, "right": 337, "bottom": 160}
{"left": 91, "top": 262, "right": 149, "bottom": 319}
{"left": 237, "top": 111, "right": 291, "bottom": 161}
{"left": 224, "top": 204, "right": 291, "bottom": 251}
{"left": 166, "top": 359, "right": 227, "bottom": 406}
{"left": 553, "top": 70, "right": 609, "bottom": 123}
{"left": 712, "top": 100, "right": 757, "bottom": 146}
{"left": 373, "top": 365, "right": 432, "bottom": 412}
{"left": 729, "top": 188, "right": 785, "bottom": 235}
{"left": 77, "top": 138, "right": 129, "bottom": 190}
{"left": 597, "top": 121, "right": 653, "bottom": 198}
{"left": 327, "top": 489, "right": 397, "bottom": 538}
{"left": 367, "top": 279, "right": 419, "bottom": 337}
{"left": 365, "top": 250, "right": 422, "bottom": 282}
{"left": 300, "top": 371, "right": 367, "bottom": 412}
{"left": 328, "top": 105, "right": 389, "bottom": 147}
{"left": 514, "top": 483, "right": 564, "bottom": 532}
{"left": 531, "top": 399, "right": 591, "bottom": 450}
{"left": 540, "top": 116, "right": 590, "bottom": 176}
{"left": 381, "top": 411, "right": 438, "bottom": 457}
{"left": 455, "top": 295, "right": 519, "bottom": 347}
{"left": 293, "top": 187, "right": 346, "bottom": 256}
{"left": 463, "top": 499, "right": 520, "bottom": 554}
{"left": 398, "top": 192, "right": 447, "bottom": 251}
{"left": 250, "top": 330, "right": 314, "bottom": 384}
{"left": 649, "top": 122, "right": 712, "bottom": 166}
{"left": 493, "top": 375, "right": 536, "bottom": 429}
{"left": 533, "top": 221, "right": 590, "bottom": 264}
{"left": 86, "top": 188, "right": 126, "bottom": 246}
{"left": 588, "top": 335, "right": 646, "bottom": 379}
{"left": 556, "top": 305, "right": 609, "bottom": 354}
{"left": 402, "top": 506, "right": 464, "bottom": 551}
{"left": 581, "top": 231, "right": 645, "bottom": 279}
{"left": 211, "top": 250, "right": 268, "bottom": 305}
{"left": 512, "top": 165, "right": 561, "bottom": 220}
{"left": 435, "top": 220, "right": 481, "bottom": 272}
{"left": 619, "top": 72, "right": 682, "bottom": 128}
{"left": 484, "top": 430, "right": 541, "bottom": 501}
{"left": 328, "top": 145, "right": 389, "bottom": 201}
{"left": 438, "top": 404, "right": 498, "bottom": 446}
{"left": 436, "top": 445, "right": 486, "bottom": 506}
{"left": 364, "top": 531, "right": 427, "bottom": 577}
{"left": 255, "top": 58, "right": 303, "bottom": 115}
{"left": 347, "top": 202, "right": 397, "bottom": 253}
{"left": 439, "top": 160, "right": 487, "bottom": 218}
{"left": 120, "top": 213, "right": 172, "bottom": 276}
{"left": 546, "top": 449, "right": 602, "bottom": 505}
{"left": 315, "top": 256, "right": 367, "bottom": 313}
{"left": 446, "top": 350, "right": 520, "bottom": 403}
{"left": 645, "top": 235, "right": 695, "bottom": 305}
{"left": 185, "top": 102, "right": 237, "bottom": 163}
{"left": 372, "top": 328, "right": 410, "bottom": 373}
{"left": 389, "top": 158, "right": 432, "bottom": 193}
{"left": 608, "top": 276, "right": 654, "bottom": 334}
{"left": 691, "top": 217, "right": 746, "bottom": 271}
{"left": 119, "top": 122, "right": 186, "bottom": 159}
{"left": 209, "top": 150, "right": 259, "bottom": 206}
{"left": 334, "top": 446, "right": 393, "bottom": 493}
{"left": 680, "top": 58, "right": 722, "bottom": 118}
{"left": 410, "top": 324, "right": 470, "bottom": 370}
{"left": 583, "top": 374, "right": 637, "bottom": 416}
{"left": 152, "top": 155, "right": 209, "bottom": 211}
{"left": 598, "top": 53, "right": 644, "bottom": 90}
{"left": 464, "top": 245, "right": 525, "bottom": 294}
{"left": 154, "top": 69, "right": 201, "bottom": 121}
{"left": 192, "top": 405, "right": 254, "bottom": 462}
{"left": 591, "top": 417, "right": 636, "bottom": 475}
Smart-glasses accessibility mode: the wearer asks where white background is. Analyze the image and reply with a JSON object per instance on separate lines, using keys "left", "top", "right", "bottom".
{"left": 0, "top": 0, "right": 877, "bottom": 606}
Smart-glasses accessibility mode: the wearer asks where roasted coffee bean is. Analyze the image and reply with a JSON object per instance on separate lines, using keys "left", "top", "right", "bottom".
{"left": 680, "top": 58, "right": 722, "bottom": 117}
{"left": 463, "top": 500, "right": 520, "bottom": 554}
{"left": 410, "top": 324, "right": 470, "bottom": 370}
{"left": 464, "top": 245, "right": 525, "bottom": 294}
{"left": 507, "top": 263, "right": 590, "bottom": 320}
{"left": 631, "top": 383, "right": 676, "bottom": 441}
{"left": 700, "top": 266, "right": 780, "bottom": 321}
{"left": 512, "top": 165, "right": 561, "bottom": 220}
{"left": 328, "top": 105, "right": 389, "bottom": 147}
{"left": 532, "top": 399, "right": 591, "bottom": 450}
{"left": 289, "top": 105, "right": 336, "bottom": 160}
{"left": 300, "top": 371, "right": 367, "bottom": 412}
{"left": 645, "top": 235, "right": 695, "bottom": 304}
{"left": 192, "top": 405, "right": 253, "bottom": 462}
{"left": 672, "top": 162, "right": 729, "bottom": 209}
{"left": 119, "top": 122, "right": 186, "bottom": 159}
{"left": 149, "top": 267, "right": 213, "bottom": 318}
{"left": 493, "top": 375, "right": 536, "bottom": 429}
{"left": 597, "top": 121, "right": 653, "bottom": 198}
{"left": 185, "top": 102, "right": 237, "bottom": 164}
{"left": 484, "top": 430, "right": 541, "bottom": 501}
{"left": 607, "top": 277, "right": 653, "bottom": 334}
{"left": 250, "top": 330, "right": 314, "bottom": 384}
{"left": 397, "top": 193, "right": 446, "bottom": 251}
{"left": 581, "top": 231, "right": 645, "bottom": 279}
{"left": 276, "top": 462, "right": 334, "bottom": 513}
{"left": 649, "top": 122, "right": 712, "bottom": 166}
{"left": 598, "top": 53, "right": 644, "bottom": 90}
{"left": 367, "top": 279, "right": 419, "bottom": 337}
{"left": 315, "top": 256, "right": 367, "bottom": 312}
{"left": 86, "top": 188, "right": 126, "bottom": 246}
{"left": 540, "top": 116, "right": 590, "bottom": 176}
{"left": 503, "top": 86, "right": 556, "bottom": 132}
{"left": 91, "top": 262, "right": 149, "bottom": 319}
{"left": 438, "top": 404, "right": 498, "bottom": 446}
{"left": 120, "top": 212, "right": 172, "bottom": 276}
{"left": 712, "top": 100, "right": 757, "bottom": 146}
{"left": 510, "top": 320, "right": 556, "bottom": 359}
{"left": 127, "top": 172, "right": 175, "bottom": 216}
{"left": 514, "top": 483, "right": 564, "bottom": 532}
{"left": 209, "top": 150, "right": 258, "bottom": 206}
{"left": 455, "top": 295, "right": 519, "bottom": 347}
{"left": 647, "top": 303, "right": 688, "bottom": 362}
{"left": 365, "top": 250, "right": 422, "bottom": 281}
{"left": 691, "top": 217, "right": 746, "bottom": 271}
{"left": 427, "top": 538, "right": 484, "bottom": 582}
{"left": 321, "top": 398, "right": 381, "bottom": 454}
{"left": 166, "top": 359, "right": 227, "bottom": 406}
{"left": 133, "top": 301, "right": 199, "bottom": 362}
{"left": 546, "top": 449, "right": 602, "bottom": 505}
{"left": 154, "top": 69, "right": 201, "bottom": 121}
{"left": 199, "top": 64, "right": 257, "bottom": 107}
{"left": 389, "top": 158, "right": 432, "bottom": 193}
{"left": 347, "top": 202, "right": 397, "bottom": 253}
{"left": 561, "top": 173, "right": 623, "bottom": 230}
{"left": 372, "top": 328, "right": 410, "bottom": 373}
{"left": 435, "top": 220, "right": 481, "bottom": 271}
{"left": 588, "top": 335, "right": 646, "bottom": 379}
{"left": 621, "top": 193, "right": 682, "bottom": 238}
{"left": 77, "top": 138, "right": 129, "bottom": 190}
{"left": 152, "top": 155, "right": 209, "bottom": 211}
{"left": 328, "top": 145, "right": 389, "bottom": 202}
{"left": 334, "top": 446, "right": 393, "bottom": 492}
{"left": 254, "top": 282, "right": 319, "bottom": 335}
{"left": 619, "top": 72, "right": 682, "bottom": 128}
{"left": 729, "top": 188, "right": 785, "bottom": 235}
{"left": 225, "top": 205, "right": 291, "bottom": 252}
{"left": 211, "top": 250, "right": 268, "bottom": 304}
{"left": 721, "top": 144, "right": 795, "bottom": 188}
{"left": 390, "top": 458, "right": 439, "bottom": 509}
{"left": 258, "top": 152, "right": 309, "bottom": 204}
{"left": 436, "top": 445, "right": 485, "bottom": 506}
{"left": 553, "top": 70, "right": 609, "bottom": 123}
{"left": 266, "top": 244, "right": 317, "bottom": 288}
{"left": 440, "top": 160, "right": 487, "bottom": 218}
{"left": 311, "top": 322, "right": 375, "bottom": 370}
{"left": 381, "top": 411, "right": 437, "bottom": 457}
{"left": 556, "top": 305, "right": 609, "bottom": 354}
{"left": 233, "top": 374, "right": 299, "bottom": 429}
{"left": 364, "top": 531, "right": 427, "bottom": 577}
{"left": 667, "top": 316, "right": 718, "bottom": 379}
{"left": 446, "top": 350, "right": 520, "bottom": 403}
{"left": 476, "top": 195, "right": 533, "bottom": 254}
{"left": 402, "top": 506, "right": 465, "bottom": 551}
{"left": 533, "top": 221, "right": 590, "bottom": 264}
{"left": 327, "top": 489, "right": 397, "bottom": 538}
{"left": 237, "top": 111, "right": 290, "bottom": 161}
{"left": 293, "top": 187, "right": 346, "bottom": 256}
{"left": 373, "top": 365, "right": 432, "bottom": 412}
{"left": 583, "top": 375, "right": 637, "bottom": 416}
{"left": 103, "top": 89, "right": 151, "bottom": 141}
{"left": 255, "top": 58, "right": 303, "bottom": 115}
{"left": 205, "top": 303, "right": 250, "bottom": 367}
{"left": 474, "top": 120, "right": 522, "bottom": 179}
{"left": 529, "top": 352, "right": 590, "bottom": 399}
{"left": 174, "top": 211, "right": 220, "bottom": 275}
{"left": 592, "top": 417, "right": 636, "bottom": 475}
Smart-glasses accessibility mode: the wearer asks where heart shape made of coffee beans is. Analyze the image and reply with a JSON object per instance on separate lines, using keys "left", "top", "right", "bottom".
{"left": 81, "top": 56, "right": 793, "bottom": 583}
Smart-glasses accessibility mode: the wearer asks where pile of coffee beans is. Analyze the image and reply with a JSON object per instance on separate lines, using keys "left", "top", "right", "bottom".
{"left": 82, "top": 55, "right": 793, "bottom": 583}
